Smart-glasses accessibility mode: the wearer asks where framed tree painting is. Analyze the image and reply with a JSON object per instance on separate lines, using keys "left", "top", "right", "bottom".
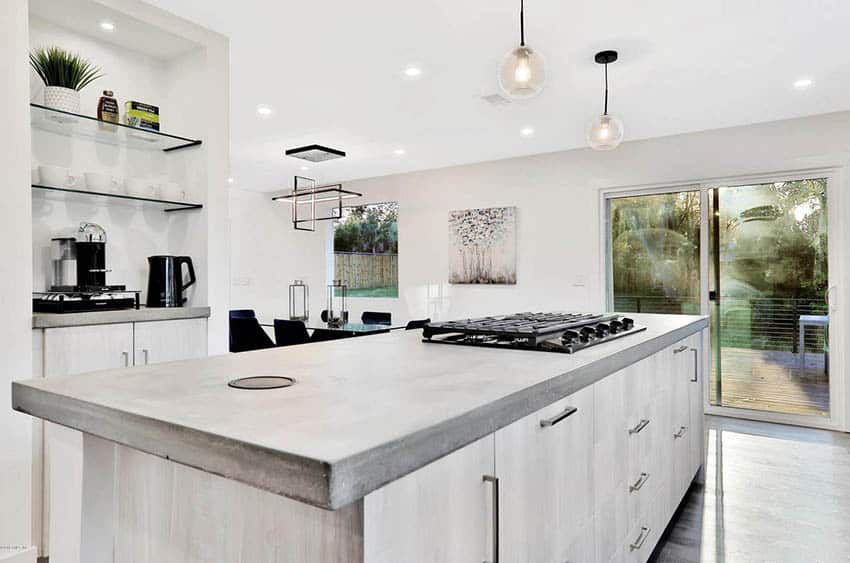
{"left": 448, "top": 206, "right": 517, "bottom": 284}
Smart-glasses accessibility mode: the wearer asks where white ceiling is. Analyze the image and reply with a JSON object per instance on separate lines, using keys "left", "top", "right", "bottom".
{"left": 142, "top": 0, "right": 850, "bottom": 191}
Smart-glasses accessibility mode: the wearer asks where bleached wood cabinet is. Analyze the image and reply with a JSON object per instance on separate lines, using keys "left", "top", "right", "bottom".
{"left": 33, "top": 317, "right": 208, "bottom": 562}
{"left": 364, "top": 330, "right": 706, "bottom": 563}
{"left": 495, "top": 385, "right": 595, "bottom": 563}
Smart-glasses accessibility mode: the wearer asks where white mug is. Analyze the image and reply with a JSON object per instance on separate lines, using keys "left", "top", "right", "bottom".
{"left": 39, "top": 165, "right": 82, "bottom": 189}
{"left": 85, "top": 172, "right": 122, "bottom": 194}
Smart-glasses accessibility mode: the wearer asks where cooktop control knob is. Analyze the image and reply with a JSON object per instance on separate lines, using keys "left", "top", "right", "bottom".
{"left": 621, "top": 317, "right": 634, "bottom": 330}
{"left": 562, "top": 330, "right": 579, "bottom": 344}
{"left": 609, "top": 319, "right": 622, "bottom": 334}
{"left": 595, "top": 323, "right": 610, "bottom": 338}
{"left": 580, "top": 326, "right": 596, "bottom": 342}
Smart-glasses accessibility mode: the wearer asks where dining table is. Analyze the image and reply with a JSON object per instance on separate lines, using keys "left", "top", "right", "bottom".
{"left": 258, "top": 315, "right": 407, "bottom": 336}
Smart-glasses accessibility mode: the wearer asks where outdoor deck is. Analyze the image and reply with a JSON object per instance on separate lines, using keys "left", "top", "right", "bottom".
{"left": 710, "top": 347, "right": 829, "bottom": 417}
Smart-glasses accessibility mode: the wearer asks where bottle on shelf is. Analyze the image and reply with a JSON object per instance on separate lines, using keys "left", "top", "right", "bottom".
{"left": 97, "top": 90, "right": 119, "bottom": 124}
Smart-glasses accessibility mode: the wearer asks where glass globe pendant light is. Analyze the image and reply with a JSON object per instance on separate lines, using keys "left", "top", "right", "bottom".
{"left": 587, "top": 50, "right": 625, "bottom": 151}
{"left": 498, "top": 0, "right": 546, "bottom": 99}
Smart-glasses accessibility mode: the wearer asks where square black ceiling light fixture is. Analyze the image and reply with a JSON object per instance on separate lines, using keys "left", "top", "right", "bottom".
{"left": 285, "top": 144, "right": 346, "bottom": 162}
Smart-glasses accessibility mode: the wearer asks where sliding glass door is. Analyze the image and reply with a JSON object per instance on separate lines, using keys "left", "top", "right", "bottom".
{"left": 606, "top": 175, "right": 835, "bottom": 426}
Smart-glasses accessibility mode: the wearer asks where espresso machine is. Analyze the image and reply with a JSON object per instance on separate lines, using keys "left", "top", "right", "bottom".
{"left": 34, "top": 222, "right": 140, "bottom": 313}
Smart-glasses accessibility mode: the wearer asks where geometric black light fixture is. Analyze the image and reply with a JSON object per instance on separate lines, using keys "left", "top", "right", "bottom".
{"left": 586, "top": 50, "right": 625, "bottom": 151}
{"left": 271, "top": 176, "right": 361, "bottom": 232}
{"left": 497, "top": 0, "right": 546, "bottom": 100}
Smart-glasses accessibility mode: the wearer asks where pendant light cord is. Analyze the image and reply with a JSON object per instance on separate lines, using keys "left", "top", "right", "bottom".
{"left": 520, "top": 0, "right": 525, "bottom": 46}
{"left": 603, "top": 63, "right": 609, "bottom": 115}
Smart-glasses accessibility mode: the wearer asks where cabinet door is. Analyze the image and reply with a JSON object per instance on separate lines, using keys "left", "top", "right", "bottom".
{"left": 668, "top": 340, "right": 693, "bottom": 509}
{"left": 43, "top": 323, "right": 134, "bottom": 563}
{"left": 687, "top": 332, "right": 705, "bottom": 480}
{"left": 364, "top": 436, "right": 494, "bottom": 563}
{"left": 133, "top": 318, "right": 207, "bottom": 365}
{"left": 496, "top": 385, "right": 595, "bottom": 563}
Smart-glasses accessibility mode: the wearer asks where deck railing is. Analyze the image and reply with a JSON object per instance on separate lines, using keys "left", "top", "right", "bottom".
{"left": 613, "top": 295, "right": 828, "bottom": 353}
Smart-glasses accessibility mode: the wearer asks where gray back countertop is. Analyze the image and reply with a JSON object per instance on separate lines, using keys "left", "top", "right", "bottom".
{"left": 32, "top": 306, "right": 211, "bottom": 328}
{"left": 13, "top": 312, "right": 708, "bottom": 510}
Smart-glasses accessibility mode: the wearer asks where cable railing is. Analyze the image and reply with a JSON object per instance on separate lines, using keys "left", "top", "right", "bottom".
{"left": 613, "top": 295, "right": 828, "bottom": 353}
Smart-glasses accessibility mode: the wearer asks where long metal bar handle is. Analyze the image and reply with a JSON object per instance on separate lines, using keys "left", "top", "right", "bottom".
{"left": 689, "top": 347, "right": 699, "bottom": 382}
{"left": 673, "top": 345, "right": 689, "bottom": 354}
{"left": 629, "top": 472, "right": 650, "bottom": 493}
{"left": 143, "top": 349, "right": 150, "bottom": 365}
{"left": 539, "top": 406, "right": 578, "bottom": 428}
{"left": 629, "top": 526, "right": 651, "bottom": 551}
{"left": 121, "top": 351, "right": 129, "bottom": 367}
{"left": 483, "top": 475, "right": 499, "bottom": 563}
{"left": 628, "top": 418, "right": 650, "bottom": 435}
{"left": 674, "top": 426, "right": 688, "bottom": 439}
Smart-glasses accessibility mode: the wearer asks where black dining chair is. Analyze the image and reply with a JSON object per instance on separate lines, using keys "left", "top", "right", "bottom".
{"left": 274, "top": 319, "right": 311, "bottom": 347}
{"left": 361, "top": 311, "right": 392, "bottom": 325}
{"left": 311, "top": 328, "right": 353, "bottom": 343}
{"left": 229, "top": 317, "right": 275, "bottom": 353}
{"left": 405, "top": 318, "right": 431, "bottom": 330}
{"left": 229, "top": 309, "right": 256, "bottom": 319}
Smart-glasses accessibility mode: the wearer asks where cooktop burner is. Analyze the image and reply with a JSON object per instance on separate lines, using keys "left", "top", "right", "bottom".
{"left": 422, "top": 312, "right": 645, "bottom": 354}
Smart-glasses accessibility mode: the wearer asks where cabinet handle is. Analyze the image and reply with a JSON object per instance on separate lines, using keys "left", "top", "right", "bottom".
{"left": 539, "top": 405, "right": 578, "bottom": 428}
{"left": 674, "top": 426, "right": 688, "bottom": 439}
{"left": 690, "top": 347, "right": 699, "bottom": 382}
{"left": 142, "top": 349, "right": 150, "bottom": 365}
{"left": 629, "top": 472, "right": 650, "bottom": 493}
{"left": 121, "top": 351, "right": 129, "bottom": 367}
{"left": 673, "top": 345, "right": 688, "bottom": 354}
{"left": 628, "top": 419, "right": 650, "bottom": 435}
{"left": 483, "top": 475, "right": 499, "bottom": 563}
{"left": 629, "top": 526, "right": 651, "bottom": 551}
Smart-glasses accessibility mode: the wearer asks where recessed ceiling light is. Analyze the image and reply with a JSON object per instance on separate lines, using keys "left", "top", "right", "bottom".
{"left": 227, "top": 177, "right": 234, "bottom": 184}
{"left": 520, "top": 126, "right": 535, "bottom": 137}
{"left": 300, "top": 165, "right": 311, "bottom": 171}
{"left": 99, "top": 21, "right": 115, "bottom": 32}
{"left": 793, "top": 78, "right": 813, "bottom": 90}
{"left": 256, "top": 104, "right": 274, "bottom": 117}
{"left": 393, "top": 148, "right": 406, "bottom": 156}
{"left": 403, "top": 66, "right": 422, "bottom": 78}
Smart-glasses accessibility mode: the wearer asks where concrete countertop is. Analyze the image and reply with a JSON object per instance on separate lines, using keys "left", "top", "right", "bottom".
{"left": 32, "top": 306, "right": 211, "bottom": 328}
{"left": 13, "top": 312, "right": 707, "bottom": 510}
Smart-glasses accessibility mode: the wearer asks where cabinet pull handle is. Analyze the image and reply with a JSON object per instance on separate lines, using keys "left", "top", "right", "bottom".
{"left": 629, "top": 472, "right": 650, "bottom": 493}
{"left": 143, "top": 349, "right": 150, "bottom": 365}
{"left": 690, "top": 347, "right": 699, "bottom": 382}
{"left": 483, "top": 475, "right": 499, "bottom": 563}
{"left": 674, "top": 426, "right": 688, "bottom": 439}
{"left": 539, "top": 406, "right": 578, "bottom": 428}
{"left": 673, "top": 345, "right": 688, "bottom": 354}
{"left": 122, "top": 351, "right": 129, "bottom": 367}
{"left": 629, "top": 526, "right": 651, "bottom": 551}
{"left": 628, "top": 419, "right": 650, "bottom": 435}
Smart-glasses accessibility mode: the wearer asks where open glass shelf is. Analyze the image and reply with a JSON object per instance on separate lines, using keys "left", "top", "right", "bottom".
{"left": 32, "top": 184, "right": 203, "bottom": 212}
{"left": 30, "top": 103, "right": 203, "bottom": 152}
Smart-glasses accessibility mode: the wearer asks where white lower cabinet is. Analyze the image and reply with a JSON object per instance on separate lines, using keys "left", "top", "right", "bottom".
{"left": 34, "top": 318, "right": 208, "bottom": 563}
{"left": 366, "top": 330, "right": 706, "bottom": 563}
{"left": 495, "top": 385, "right": 595, "bottom": 563}
{"left": 363, "top": 435, "right": 495, "bottom": 563}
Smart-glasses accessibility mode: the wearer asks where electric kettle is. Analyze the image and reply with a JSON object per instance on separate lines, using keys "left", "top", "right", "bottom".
{"left": 146, "top": 255, "right": 196, "bottom": 307}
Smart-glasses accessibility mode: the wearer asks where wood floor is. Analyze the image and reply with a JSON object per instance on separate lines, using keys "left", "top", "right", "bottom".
{"left": 709, "top": 347, "right": 829, "bottom": 417}
{"left": 651, "top": 415, "right": 850, "bottom": 562}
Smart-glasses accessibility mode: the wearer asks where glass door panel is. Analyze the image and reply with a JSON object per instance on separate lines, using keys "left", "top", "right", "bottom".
{"left": 608, "top": 191, "right": 701, "bottom": 314}
{"left": 709, "top": 179, "right": 829, "bottom": 417}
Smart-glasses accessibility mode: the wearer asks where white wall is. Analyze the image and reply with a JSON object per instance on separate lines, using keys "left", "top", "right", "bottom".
{"left": 231, "top": 111, "right": 850, "bottom": 427}
{"left": 0, "top": 0, "right": 34, "bottom": 548}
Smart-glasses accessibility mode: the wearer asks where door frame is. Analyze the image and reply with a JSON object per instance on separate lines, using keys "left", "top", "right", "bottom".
{"left": 599, "top": 166, "right": 846, "bottom": 432}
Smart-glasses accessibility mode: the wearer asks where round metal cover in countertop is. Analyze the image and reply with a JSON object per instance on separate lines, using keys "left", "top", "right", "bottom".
{"left": 227, "top": 376, "right": 295, "bottom": 390}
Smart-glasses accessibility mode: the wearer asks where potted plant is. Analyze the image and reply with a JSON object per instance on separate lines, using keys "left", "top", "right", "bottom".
{"left": 30, "top": 46, "right": 103, "bottom": 114}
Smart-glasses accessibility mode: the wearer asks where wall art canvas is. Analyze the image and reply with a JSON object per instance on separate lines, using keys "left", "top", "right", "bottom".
{"left": 448, "top": 206, "right": 517, "bottom": 284}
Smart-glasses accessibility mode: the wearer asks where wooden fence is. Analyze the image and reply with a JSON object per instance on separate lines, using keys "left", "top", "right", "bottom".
{"left": 334, "top": 252, "right": 398, "bottom": 289}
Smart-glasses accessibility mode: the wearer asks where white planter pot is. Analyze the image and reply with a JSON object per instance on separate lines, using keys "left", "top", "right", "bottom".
{"left": 43, "top": 86, "right": 80, "bottom": 114}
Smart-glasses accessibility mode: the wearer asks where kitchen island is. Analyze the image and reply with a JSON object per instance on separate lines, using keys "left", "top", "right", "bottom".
{"left": 13, "top": 313, "right": 708, "bottom": 563}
